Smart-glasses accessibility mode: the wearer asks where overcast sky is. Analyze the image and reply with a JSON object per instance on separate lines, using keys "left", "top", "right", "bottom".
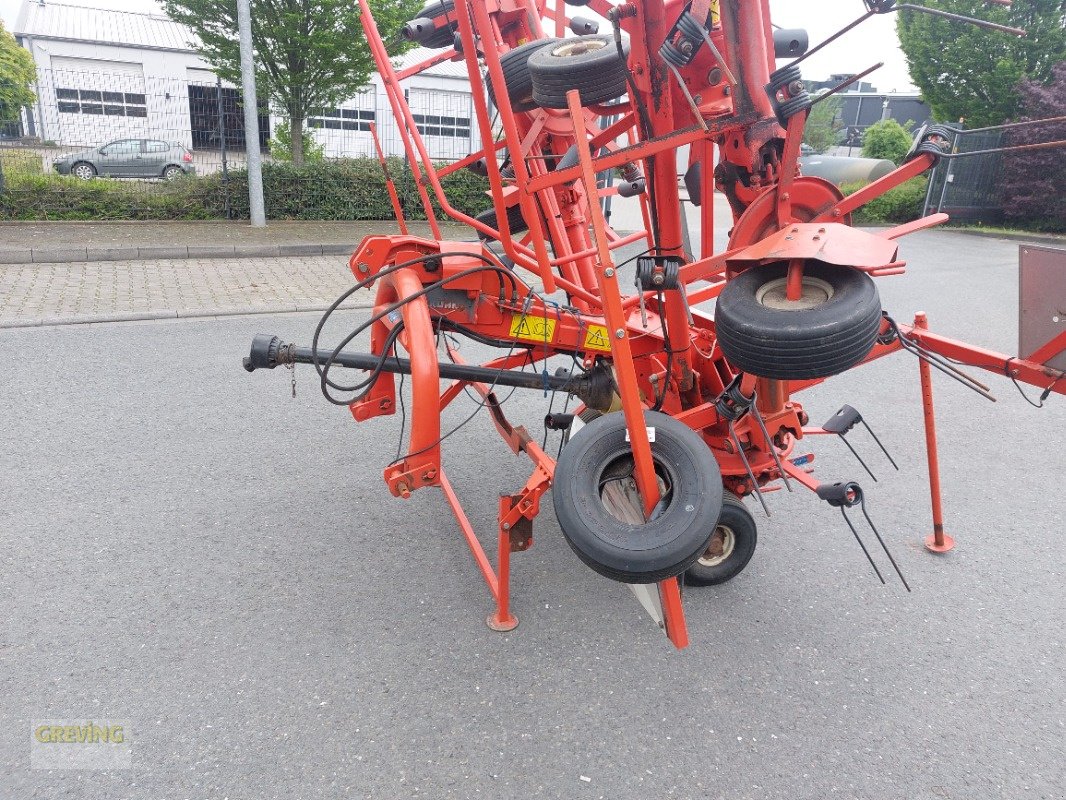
{"left": 1, "top": 0, "right": 917, "bottom": 91}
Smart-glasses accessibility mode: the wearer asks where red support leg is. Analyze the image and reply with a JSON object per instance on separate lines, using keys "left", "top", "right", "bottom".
{"left": 915, "top": 312, "right": 955, "bottom": 553}
{"left": 487, "top": 496, "right": 520, "bottom": 632}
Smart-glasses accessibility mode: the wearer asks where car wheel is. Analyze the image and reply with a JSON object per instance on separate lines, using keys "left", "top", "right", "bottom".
{"left": 162, "top": 165, "right": 184, "bottom": 180}
{"left": 72, "top": 162, "right": 96, "bottom": 180}
{"left": 714, "top": 261, "right": 883, "bottom": 380}
{"left": 528, "top": 35, "right": 631, "bottom": 109}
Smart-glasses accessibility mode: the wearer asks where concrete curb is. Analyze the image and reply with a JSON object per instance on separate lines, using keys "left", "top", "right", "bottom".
{"left": 944, "top": 228, "right": 1066, "bottom": 248}
{"left": 0, "top": 300, "right": 376, "bottom": 330}
{"left": 0, "top": 243, "right": 361, "bottom": 265}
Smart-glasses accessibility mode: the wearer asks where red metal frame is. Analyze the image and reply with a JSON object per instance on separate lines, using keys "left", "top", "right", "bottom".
{"left": 323, "top": 0, "right": 1066, "bottom": 649}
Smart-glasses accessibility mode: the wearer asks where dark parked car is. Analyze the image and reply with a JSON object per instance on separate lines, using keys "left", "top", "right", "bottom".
{"left": 54, "top": 139, "right": 196, "bottom": 180}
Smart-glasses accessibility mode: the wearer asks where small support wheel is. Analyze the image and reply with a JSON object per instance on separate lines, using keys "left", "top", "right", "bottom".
{"left": 715, "top": 262, "right": 883, "bottom": 380}
{"left": 553, "top": 411, "right": 724, "bottom": 584}
{"left": 405, "top": 0, "right": 457, "bottom": 49}
{"left": 528, "top": 35, "right": 631, "bottom": 109}
{"left": 475, "top": 204, "right": 528, "bottom": 241}
{"left": 684, "top": 493, "right": 757, "bottom": 586}
{"left": 487, "top": 39, "right": 559, "bottom": 113}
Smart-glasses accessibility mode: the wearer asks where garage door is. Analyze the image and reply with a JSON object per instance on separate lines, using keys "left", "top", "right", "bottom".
{"left": 408, "top": 88, "right": 474, "bottom": 161}
{"left": 48, "top": 57, "right": 148, "bottom": 147}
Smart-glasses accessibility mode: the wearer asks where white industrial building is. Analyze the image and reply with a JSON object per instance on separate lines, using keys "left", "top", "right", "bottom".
{"left": 11, "top": 0, "right": 479, "bottom": 161}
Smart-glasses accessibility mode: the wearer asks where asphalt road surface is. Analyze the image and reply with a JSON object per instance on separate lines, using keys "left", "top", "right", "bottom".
{"left": 2, "top": 230, "right": 1063, "bottom": 799}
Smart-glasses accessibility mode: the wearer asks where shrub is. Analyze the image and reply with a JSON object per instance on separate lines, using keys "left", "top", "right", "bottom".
{"left": 840, "top": 176, "right": 929, "bottom": 224}
{"left": 0, "top": 156, "right": 493, "bottom": 221}
{"left": 998, "top": 61, "right": 1066, "bottom": 232}
{"left": 0, "top": 149, "right": 44, "bottom": 177}
{"left": 861, "top": 119, "right": 913, "bottom": 164}
{"left": 0, "top": 172, "right": 214, "bottom": 220}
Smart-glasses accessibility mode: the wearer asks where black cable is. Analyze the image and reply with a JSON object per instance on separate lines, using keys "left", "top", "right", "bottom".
{"left": 386, "top": 309, "right": 532, "bottom": 468}
{"left": 318, "top": 263, "right": 522, "bottom": 405}
{"left": 612, "top": 13, "right": 662, "bottom": 251}
{"left": 311, "top": 251, "right": 517, "bottom": 393}
{"left": 394, "top": 361, "right": 407, "bottom": 463}
{"left": 651, "top": 289, "right": 674, "bottom": 412}
{"left": 320, "top": 321, "right": 407, "bottom": 404}
{"left": 1005, "top": 358, "right": 1065, "bottom": 409}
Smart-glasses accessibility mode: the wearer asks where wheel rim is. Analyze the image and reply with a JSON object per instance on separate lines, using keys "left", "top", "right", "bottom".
{"left": 74, "top": 165, "right": 93, "bottom": 179}
{"left": 755, "top": 275, "right": 834, "bottom": 311}
{"left": 165, "top": 168, "right": 179, "bottom": 179}
{"left": 597, "top": 453, "right": 672, "bottom": 525}
{"left": 697, "top": 524, "right": 736, "bottom": 567}
{"left": 551, "top": 39, "right": 608, "bottom": 58}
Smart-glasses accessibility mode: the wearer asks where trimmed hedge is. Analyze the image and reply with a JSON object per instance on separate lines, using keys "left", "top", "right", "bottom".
{"left": 0, "top": 157, "right": 494, "bottom": 221}
{"left": 841, "top": 176, "right": 928, "bottom": 224}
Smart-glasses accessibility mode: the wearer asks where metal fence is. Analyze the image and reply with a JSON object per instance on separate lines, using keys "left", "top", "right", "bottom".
{"left": 0, "top": 66, "right": 482, "bottom": 221}
{"left": 923, "top": 128, "right": 1005, "bottom": 223}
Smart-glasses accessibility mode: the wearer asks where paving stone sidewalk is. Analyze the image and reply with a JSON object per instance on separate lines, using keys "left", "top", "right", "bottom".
{"left": 0, "top": 220, "right": 467, "bottom": 264}
{"left": 0, "top": 255, "right": 374, "bottom": 328}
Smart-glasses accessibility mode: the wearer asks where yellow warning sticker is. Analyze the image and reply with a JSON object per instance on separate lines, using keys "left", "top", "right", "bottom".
{"left": 583, "top": 325, "right": 612, "bottom": 352}
{"left": 509, "top": 313, "right": 557, "bottom": 343}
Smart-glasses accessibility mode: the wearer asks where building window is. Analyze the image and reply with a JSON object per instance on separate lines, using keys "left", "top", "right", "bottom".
{"left": 413, "top": 113, "right": 470, "bottom": 139}
{"left": 55, "top": 87, "right": 148, "bottom": 117}
{"left": 307, "top": 106, "right": 376, "bottom": 132}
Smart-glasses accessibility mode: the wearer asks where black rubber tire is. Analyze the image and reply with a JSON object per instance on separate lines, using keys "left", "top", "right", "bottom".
{"left": 684, "top": 493, "right": 757, "bottom": 586}
{"left": 553, "top": 411, "right": 724, "bottom": 584}
{"left": 475, "top": 204, "right": 527, "bottom": 241}
{"left": 715, "top": 262, "right": 882, "bottom": 380}
{"left": 487, "top": 39, "right": 559, "bottom": 113}
{"left": 71, "top": 161, "right": 97, "bottom": 180}
{"left": 528, "top": 35, "right": 631, "bottom": 110}
{"left": 414, "top": 0, "right": 457, "bottom": 49}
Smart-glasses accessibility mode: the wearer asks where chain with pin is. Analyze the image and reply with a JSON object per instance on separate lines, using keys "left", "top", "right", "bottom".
{"left": 286, "top": 359, "right": 296, "bottom": 398}
{"left": 714, "top": 375, "right": 793, "bottom": 516}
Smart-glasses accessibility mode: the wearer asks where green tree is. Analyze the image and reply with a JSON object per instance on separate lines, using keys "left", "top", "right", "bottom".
{"left": 861, "top": 119, "right": 913, "bottom": 163}
{"left": 0, "top": 21, "right": 37, "bottom": 123}
{"left": 897, "top": 0, "right": 1066, "bottom": 127}
{"left": 162, "top": 0, "right": 419, "bottom": 165}
{"left": 803, "top": 94, "right": 844, "bottom": 153}
{"left": 269, "top": 118, "right": 325, "bottom": 162}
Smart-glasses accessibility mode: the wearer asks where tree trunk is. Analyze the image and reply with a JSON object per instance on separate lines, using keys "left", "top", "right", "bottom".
{"left": 291, "top": 114, "right": 305, "bottom": 166}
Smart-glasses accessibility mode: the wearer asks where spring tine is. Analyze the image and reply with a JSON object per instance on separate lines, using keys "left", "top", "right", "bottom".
{"left": 900, "top": 336, "right": 997, "bottom": 401}
{"left": 908, "top": 338, "right": 993, "bottom": 393}
{"left": 841, "top": 508, "right": 886, "bottom": 584}
{"left": 730, "top": 420, "right": 771, "bottom": 517}
{"left": 861, "top": 420, "right": 899, "bottom": 471}
{"left": 749, "top": 400, "right": 793, "bottom": 491}
{"left": 838, "top": 434, "right": 877, "bottom": 482}
{"left": 679, "top": 285, "right": 695, "bottom": 326}
{"left": 666, "top": 62, "right": 709, "bottom": 132}
{"left": 860, "top": 497, "right": 911, "bottom": 592}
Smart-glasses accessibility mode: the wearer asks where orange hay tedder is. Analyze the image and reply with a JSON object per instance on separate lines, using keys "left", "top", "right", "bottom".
{"left": 244, "top": 0, "right": 1066, "bottom": 648}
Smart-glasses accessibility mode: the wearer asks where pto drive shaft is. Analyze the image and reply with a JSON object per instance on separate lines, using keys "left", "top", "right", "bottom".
{"left": 243, "top": 334, "right": 617, "bottom": 409}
